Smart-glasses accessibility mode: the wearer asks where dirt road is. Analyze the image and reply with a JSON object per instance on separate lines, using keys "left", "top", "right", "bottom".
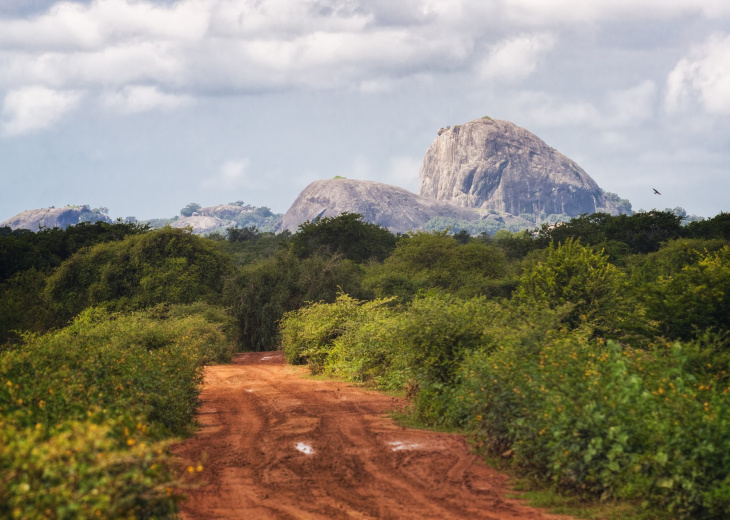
{"left": 173, "top": 352, "right": 570, "bottom": 520}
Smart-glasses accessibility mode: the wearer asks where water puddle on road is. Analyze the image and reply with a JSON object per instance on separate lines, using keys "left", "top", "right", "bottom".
{"left": 388, "top": 441, "right": 420, "bottom": 451}
{"left": 296, "top": 442, "right": 315, "bottom": 455}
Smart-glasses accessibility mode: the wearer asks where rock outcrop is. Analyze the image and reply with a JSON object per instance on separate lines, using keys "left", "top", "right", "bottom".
{"left": 280, "top": 178, "right": 489, "bottom": 234}
{"left": 1, "top": 206, "right": 112, "bottom": 231}
{"left": 170, "top": 215, "right": 230, "bottom": 234}
{"left": 419, "top": 117, "right": 620, "bottom": 216}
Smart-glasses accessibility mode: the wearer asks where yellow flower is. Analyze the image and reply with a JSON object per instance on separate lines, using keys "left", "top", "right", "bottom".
{"left": 187, "top": 466, "right": 195, "bottom": 473}
{"left": 196, "top": 465, "right": 204, "bottom": 472}
{"left": 126, "top": 438, "right": 135, "bottom": 446}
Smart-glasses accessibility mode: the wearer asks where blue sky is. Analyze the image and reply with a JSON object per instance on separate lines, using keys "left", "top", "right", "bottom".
{"left": 1, "top": 0, "right": 729, "bottom": 220}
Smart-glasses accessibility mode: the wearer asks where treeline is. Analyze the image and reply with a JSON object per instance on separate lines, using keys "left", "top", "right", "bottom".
{"left": 1, "top": 209, "right": 729, "bottom": 517}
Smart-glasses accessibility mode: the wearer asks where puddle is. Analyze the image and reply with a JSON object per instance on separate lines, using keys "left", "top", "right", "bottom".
{"left": 246, "top": 389, "right": 254, "bottom": 392}
{"left": 261, "top": 356, "right": 273, "bottom": 360}
{"left": 388, "top": 441, "right": 420, "bottom": 451}
{"left": 296, "top": 442, "right": 315, "bottom": 455}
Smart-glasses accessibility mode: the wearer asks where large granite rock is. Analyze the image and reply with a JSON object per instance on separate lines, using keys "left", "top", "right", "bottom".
{"left": 1, "top": 206, "right": 112, "bottom": 231}
{"left": 280, "top": 178, "right": 497, "bottom": 234}
{"left": 419, "top": 117, "right": 620, "bottom": 216}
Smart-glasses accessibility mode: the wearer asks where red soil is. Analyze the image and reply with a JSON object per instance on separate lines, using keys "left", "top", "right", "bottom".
{"left": 172, "top": 351, "right": 572, "bottom": 520}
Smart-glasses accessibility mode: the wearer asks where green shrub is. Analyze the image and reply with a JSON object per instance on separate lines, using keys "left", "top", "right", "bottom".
{"left": 0, "top": 306, "right": 230, "bottom": 517}
{"left": 461, "top": 334, "right": 730, "bottom": 517}
{"left": 0, "top": 420, "right": 178, "bottom": 520}
{"left": 280, "top": 293, "right": 394, "bottom": 374}
{"left": 44, "top": 227, "right": 233, "bottom": 322}
{"left": 515, "top": 238, "right": 628, "bottom": 333}
{"left": 640, "top": 246, "right": 730, "bottom": 341}
{"left": 292, "top": 212, "right": 397, "bottom": 263}
{"left": 364, "top": 232, "right": 512, "bottom": 301}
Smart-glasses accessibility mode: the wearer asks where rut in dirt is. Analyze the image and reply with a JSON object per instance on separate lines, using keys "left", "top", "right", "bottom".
{"left": 173, "top": 352, "right": 572, "bottom": 520}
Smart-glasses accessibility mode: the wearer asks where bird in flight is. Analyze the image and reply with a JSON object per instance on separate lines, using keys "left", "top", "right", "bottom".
{"left": 653, "top": 188, "right": 661, "bottom": 195}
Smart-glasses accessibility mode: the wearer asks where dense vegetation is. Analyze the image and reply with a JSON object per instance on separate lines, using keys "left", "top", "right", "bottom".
{"left": 278, "top": 210, "right": 730, "bottom": 519}
{"left": 2, "top": 209, "right": 729, "bottom": 518}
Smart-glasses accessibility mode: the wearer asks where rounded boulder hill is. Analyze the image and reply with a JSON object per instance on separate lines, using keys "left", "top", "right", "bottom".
{"left": 0, "top": 206, "right": 112, "bottom": 231}
{"left": 280, "top": 178, "right": 483, "bottom": 234}
{"left": 419, "top": 117, "right": 619, "bottom": 217}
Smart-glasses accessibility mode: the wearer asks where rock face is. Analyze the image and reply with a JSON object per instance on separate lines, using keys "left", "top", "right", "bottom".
{"left": 170, "top": 215, "right": 229, "bottom": 234}
{"left": 1, "top": 206, "right": 112, "bottom": 231}
{"left": 280, "top": 179, "right": 485, "bottom": 234}
{"left": 419, "top": 117, "right": 619, "bottom": 216}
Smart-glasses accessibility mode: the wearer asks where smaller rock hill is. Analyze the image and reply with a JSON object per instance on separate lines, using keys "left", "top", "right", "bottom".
{"left": 279, "top": 178, "right": 529, "bottom": 234}
{"left": 1, "top": 206, "right": 112, "bottom": 231}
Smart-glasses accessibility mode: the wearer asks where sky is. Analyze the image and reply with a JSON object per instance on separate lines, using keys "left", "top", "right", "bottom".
{"left": 0, "top": 0, "right": 729, "bottom": 221}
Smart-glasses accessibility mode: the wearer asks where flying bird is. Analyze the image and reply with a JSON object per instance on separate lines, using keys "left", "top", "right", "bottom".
{"left": 653, "top": 188, "right": 661, "bottom": 195}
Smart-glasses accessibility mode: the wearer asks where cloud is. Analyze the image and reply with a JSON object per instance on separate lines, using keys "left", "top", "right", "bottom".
{"left": 500, "top": 0, "right": 730, "bottom": 25}
{"left": 520, "top": 80, "right": 657, "bottom": 130}
{"left": 2, "top": 85, "right": 82, "bottom": 135}
{"left": 101, "top": 85, "right": 192, "bottom": 114}
{"left": 0, "top": 0, "right": 726, "bottom": 135}
{"left": 665, "top": 33, "right": 730, "bottom": 116}
{"left": 478, "top": 33, "right": 556, "bottom": 82}
{"left": 201, "top": 159, "right": 252, "bottom": 190}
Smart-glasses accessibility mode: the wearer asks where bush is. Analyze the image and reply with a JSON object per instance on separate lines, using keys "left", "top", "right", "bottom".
{"left": 515, "top": 238, "right": 628, "bottom": 333}
{"left": 44, "top": 227, "right": 233, "bottom": 322}
{"left": 461, "top": 334, "right": 730, "bottom": 517}
{"left": 292, "top": 212, "right": 397, "bottom": 263}
{"left": 641, "top": 246, "right": 730, "bottom": 340}
{"left": 364, "top": 232, "right": 512, "bottom": 301}
{"left": 0, "top": 306, "right": 231, "bottom": 517}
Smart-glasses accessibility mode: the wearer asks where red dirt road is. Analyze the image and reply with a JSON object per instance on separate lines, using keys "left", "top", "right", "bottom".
{"left": 173, "top": 352, "right": 571, "bottom": 520}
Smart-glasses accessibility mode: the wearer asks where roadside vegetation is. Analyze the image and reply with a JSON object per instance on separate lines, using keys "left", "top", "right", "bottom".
{"left": 1, "top": 209, "right": 729, "bottom": 518}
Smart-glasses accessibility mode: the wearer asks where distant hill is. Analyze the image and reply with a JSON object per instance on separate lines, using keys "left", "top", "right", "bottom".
{"left": 0, "top": 206, "right": 111, "bottom": 231}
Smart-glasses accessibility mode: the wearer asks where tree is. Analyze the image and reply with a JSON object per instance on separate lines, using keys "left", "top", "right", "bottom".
{"left": 515, "top": 238, "right": 628, "bottom": 332}
{"left": 180, "top": 203, "right": 201, "bottom": 217}
{"left": 292, "top": 212, "right": 397, "bottom": 263}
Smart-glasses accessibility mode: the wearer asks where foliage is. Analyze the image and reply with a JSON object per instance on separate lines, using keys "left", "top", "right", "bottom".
{"left": 685, "top": 212, "right": 730, "bottom": 240}
{"left": 225, "top": 249, "right": 365, "bottom": 351}
{"left": 515, "top": 238, "right": 628, "bottom": 333}
{"left": 0, "top": 306, "right": 232, "bottom": 518}
{"left": 462, "top": 335, "right": 730, "bottom": 518}
{"left": 180, "top": 202, "right": 201, "bottom": 217}
{"left": 364, "top": 231, "right": 513, "bottom": 301}
{"left": 292, "top": 212, "right": 397, "bottom": 263}
{"left": 640, "top": 246, "right": 730, "bottom": 341}
{"left": 0, "top": 220, "right": 150, "bottom": 284}
{"left": 280, "top": 293, "right": 394, "bottom": 374}
{"left": 43, "top": 227, "right": 233, "bottom": 322}
{"left": 536, "top": 211, "right": 684, "bottom": 255}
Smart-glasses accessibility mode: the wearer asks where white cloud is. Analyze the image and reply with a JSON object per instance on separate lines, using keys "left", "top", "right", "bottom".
{"left": 0, "top": 0, "right": 726, "bottom": 135}
{"left": 101, "top": 85, "right": 192, "bottom": 114}
{"left": 2, "top": 85, "right": 82, "bottom": 135}
{"left": 201, "top": 159, "right": 252, "bottom": 190}
{"left": 665, "top": 34, "right": 730, "bottom": 116}
{"left": 478, "top": 33, "right": 555, "bottom": 82}
{"left": 520, "top": 81, "right": 656, "bottom": 130}
{"left": 501, "top": 0, "right": 730, "bottom": 25}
